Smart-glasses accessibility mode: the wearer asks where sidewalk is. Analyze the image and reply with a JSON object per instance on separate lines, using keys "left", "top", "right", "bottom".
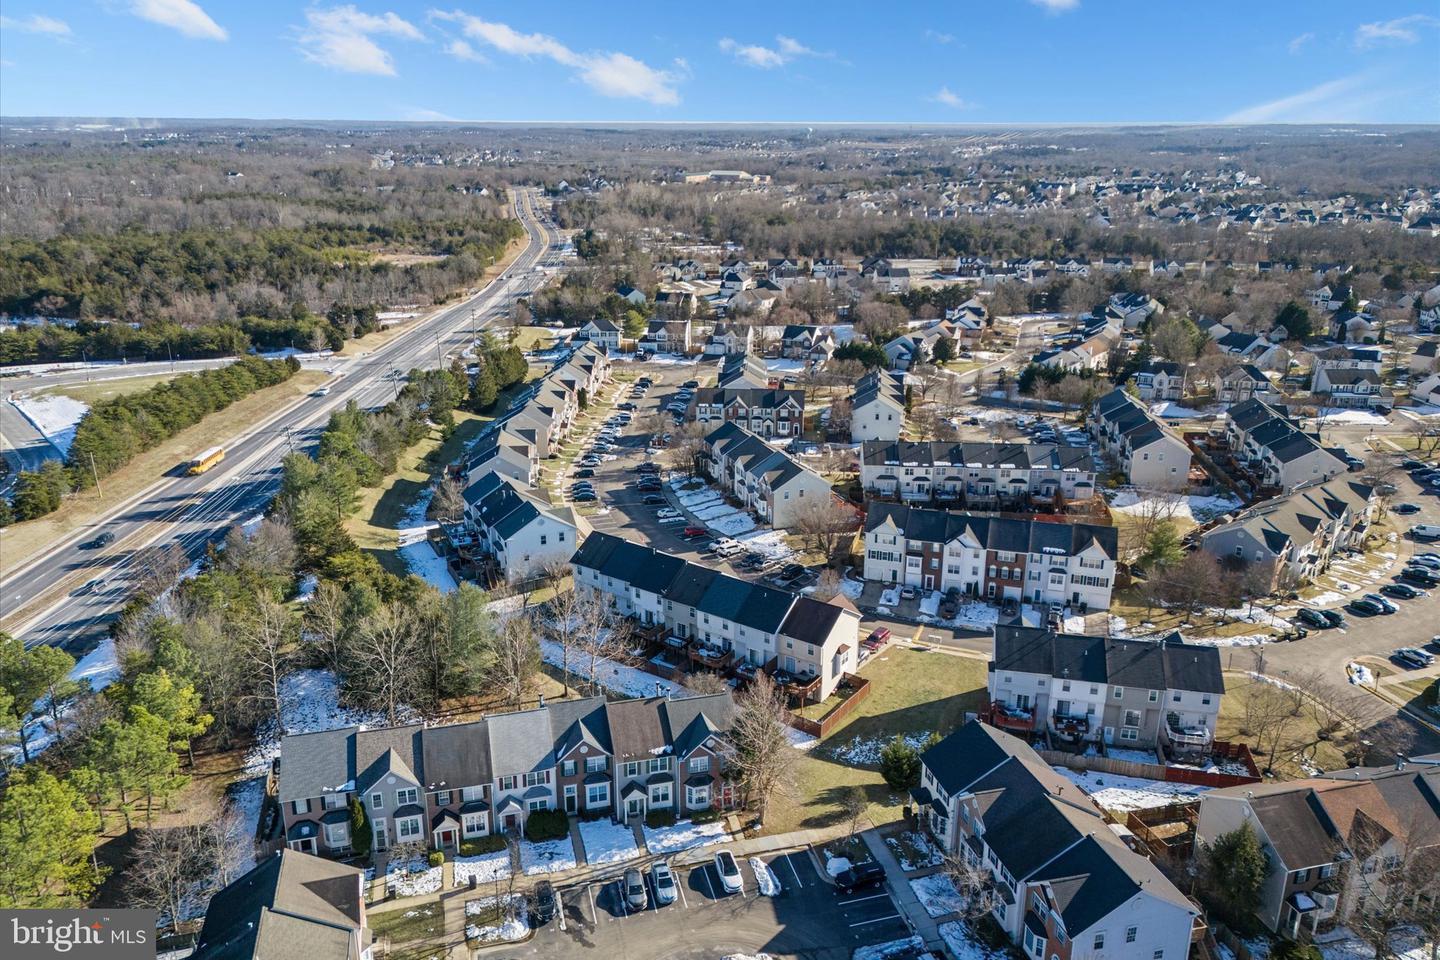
{"left": 861, "top": 828, "right": 946, "bottom": 954}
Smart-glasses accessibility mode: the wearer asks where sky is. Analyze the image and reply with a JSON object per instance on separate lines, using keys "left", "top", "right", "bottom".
{"left": 1, "top": 1, "right": 1438, "bottom": 123}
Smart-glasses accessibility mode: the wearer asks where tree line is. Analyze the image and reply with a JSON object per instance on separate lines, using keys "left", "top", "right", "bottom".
{"left": 4, "top": 356, "right": 300, "bottom": 525}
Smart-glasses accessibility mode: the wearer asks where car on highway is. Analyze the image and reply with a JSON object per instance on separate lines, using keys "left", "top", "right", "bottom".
{"left": 1392, "top": 648, "right": 1435, "bottom": 669}
{"left": 623, "top": 867, "right": 648, "bottom": 911}
{"left": 1393, "top": 503, "right": 1422, "bottom": 515}
{"left": 84, "top": 531, "right": 116, "bottom": 550}
{"left": 1346, "top": 597, "right": 1385, "bottom": 616}
{"left": 1382, "top": 583, "right": 1427, "bottom": 600}
{"left": 310, "top": 385, "right": 331, "bottom": 397}
{"left": 532, "top": 880, "right": 557, "bottom": 925}
{"left": 714, "top": 851, "right": 743, "bottom": 894}
{"left": 651, "top": 862, "right": 677, "bottom": 906}
{"left": 1362, "top": 593, "right": 1397, "bottom": 613}
{"left": 1295, "top": 608, "right": 1331, "bottom": 629}
{"left": 74, "top": 578, "right": 105, "bottom": 596}
{"left": 833, "top": 861, "right": 887, "bottom": 894}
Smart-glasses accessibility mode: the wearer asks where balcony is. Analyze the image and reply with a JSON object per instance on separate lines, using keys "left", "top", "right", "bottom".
{"left": 1050, "top": 712, "right": 1092, "bottom": 741}
{"left": 688, "top": 644, "right": 736, "bottom": 672}
{"left": 984, "top": 700, "right": 1036, "bottom": 733}
{"left": 1164, "top": 715, "right": 1213, "bottom": 750}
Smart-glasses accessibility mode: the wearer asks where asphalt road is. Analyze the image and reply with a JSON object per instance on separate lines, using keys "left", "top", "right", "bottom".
{"left": 0, "top": 399, "right": 59, "bottom": 478}
{"left": 500, "top": 850, "right": 910, "bottom": 960}
{"left": 0, "top": 188, "right": 564, "bottom": 654}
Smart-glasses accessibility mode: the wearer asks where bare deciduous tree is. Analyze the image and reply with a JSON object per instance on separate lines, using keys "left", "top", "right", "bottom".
{"left": 347, "top": 603, "right": 420, "bottom": 725}
{"left": 789, "top": 496, "right": 861, "bottom": 566}
{"left": 493, "top": 614, "right": 540, "bottom": 708}
{"left": 241, "top": 597, "right": 294, "bottom": 733}
{"left": 729, "top": 675, "right": 796, "bottom": 825}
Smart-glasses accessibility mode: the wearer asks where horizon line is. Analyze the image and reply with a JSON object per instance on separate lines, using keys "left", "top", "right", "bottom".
{"left": 4, "top": 116, "right": 1439, "bottom": 129}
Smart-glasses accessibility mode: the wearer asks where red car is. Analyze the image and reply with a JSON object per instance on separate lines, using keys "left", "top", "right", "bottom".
{"left": 863, "top": 627, "right": 891, "bottom": 649}
{"left": 683, "top": 526, "right": 707, "bottom": 538}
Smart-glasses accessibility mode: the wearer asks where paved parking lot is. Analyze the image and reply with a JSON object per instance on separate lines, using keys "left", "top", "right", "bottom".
{"left": 497, "top": 850, "right": 913, "bottom": 960}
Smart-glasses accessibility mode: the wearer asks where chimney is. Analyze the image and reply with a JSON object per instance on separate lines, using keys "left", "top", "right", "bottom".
{"left": 538, "top": 694, "right": 545, "bottom": 708}
{"left": 1395, "top": 754, "right": 1407, "bottom": 772}
{"left": 655, "top": 681, "right": 664, "bottom": 698}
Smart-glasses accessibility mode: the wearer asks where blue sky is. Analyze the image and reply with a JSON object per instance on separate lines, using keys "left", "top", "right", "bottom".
{"left": 2, "top": 1, "right": 1438, "bottom": 122}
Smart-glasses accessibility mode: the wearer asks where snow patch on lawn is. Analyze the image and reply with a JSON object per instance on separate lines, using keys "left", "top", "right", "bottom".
{"left": 453, "top": 850, "right": 511, "bottom": 886}
{"left": 578, "top": 818, "right": 641, "bottom": 865}
{"left": 520, "top": 838, "right": 577, "bottom": 875}
{"left": 1054, "top": 767, "right": 1211, "bottom": 811}
{"left": 909, "top": 873, "right": 964, "bottom": 917}
{"left": 853, "top": 936, "right": 925, "bottom": 960}
{"left": 465, "top": 894, "right": 528, "bottom": 943}
{"left": 540, "top": 638, "right": 692, "bottom": 700}
{"left": 643, "top": 818, "right": 728, "bottom": 855}
{"left": 749, "top": 857, "right": 781, "bottom": 896}
{"left": 243, "top": 669, "right": 401, "bottom": 777}
{"left": 830, "top": 731, "right": 932, "bottom": 767}
{"left": 785, "top": 726, "right": 820, "bottom": 751}
{"left": 12, "top": 393, "right": 89, "bottom": 456}
{"left": 1316, "top": 408, "right": 1389, "bottom": 426}
{"left": 939, "top": 921, "right": 1008, "bottom": 960}
{"left": 386, "top": 859, "right": 443, "bottom": 897}
{"left": 1347, "top": 662, "right": 1375, "bottom": 686}
{"left": 1108, "top": 489, "right": 1242, "bottom": 524}
{"left": 398, "top": 537, "right": 458, "bottom": 593}
{"left": 885, "top": 831, "right": 942, "bottom": 872}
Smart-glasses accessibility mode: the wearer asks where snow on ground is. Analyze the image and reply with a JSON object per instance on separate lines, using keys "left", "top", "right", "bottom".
{"left": 909, "top": 873, "right": 964, "bottom": 917}
{"left": 386, "top": 859, "right": 443, "bottom": 897}
{"left": 578, "top": 818, "right": 642, "bottom": 865}
{"left": 12, "top": 393, "right": 89, "bottom": 456}
{"left": 885, "top": 831, "right": 942, "bottom": 872}
{"left": 11, "top": 636, "right": 122, "bottom": 762}
{"left": 947, "top": 602, "right": 1000, "bottom": 631}
{"left": 1313, "top": 924, "right": 1431, "bottom": 960}
{"left": 853, "top": 936, "right": 924, "bottom": 960}
{"left": 1347, "top": 662, "right": 1375, "bottom": 686}
{"left": 465, "top": 895, "right": 529, "bottom": 944}
{"left": 243, "top": 669, "right": 398, "bottom": 778}
{"left": 453, "top": 850, "right": 512, "bottom": 887}
{"left": 643, "top": 818, "right": 729, "bottom": 855}
{"left": 735, "top": 529, "right": 794, "bottom": 560}
{"left": 939, "top": 921, "right": 1007, "bottom": 960}
{"left": 520, "top": 838, "right": 577, "bottom": 875}
{"left": 840, "top": 574, "right": 865, "bottom": 600}
{"left": 765, "top": 358, "right": 805, "bottom": 373}
{"left": 1055, "top": 767, "right": 1211, "bottom": 811}
{"left": 785, "top": 726, "right": 820, "bottom": 751}
{"left": 878, "top": 586, "right": 901, "bottom": 607}
{"left": 1062, "top": 613, "right": 1087, "bottom": 633}
{"left": 398, "top": 538, "right": 458, "bottom": 593}
{"left": 1105, "top": 747, "right": 1160, "bottom": 765}
{"left": 1108, "top": 489, "right": 1242, "bottom": 524}
{"left": 1316, "top": 408, "right": 1390, "bottom": 425}
{"left": 830, "top": 731, "right": 932, "bottom": 767}
{"left": 295, "top": 574, "right": 319, "bottom": 603}
{"left": 918, "top": 592, "right": 940, "bottom": 618}
{"left": 540, "top": 638, "right": 692, "bottom": 699}
{"left": 1148, "top": 401, "right": 1205, "bottom": 419}
{"left": 749, "top": 857, "right": 781, "bottom": 896}
{"left": 708, "top": 511, "right": 757, "bottom": 537}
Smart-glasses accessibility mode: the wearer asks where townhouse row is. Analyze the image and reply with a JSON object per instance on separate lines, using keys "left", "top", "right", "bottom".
{"left": 1089, "top": 388, "right": 1193, "bottom": 490}
{"left": 859, "top": 440, "right": 1098, "bottom": 507}
{"left": 986, "top": 625, "right": 1225, "bottom": 751}
{"left": 701, "top": 422, "right": 834, "bottom": 528}
{"left": 571, "top": 531, "right": 861, "bottom": 701}
{"left": 914, "top": 721, "right": 1202, "bottom": 960}
{"left": 1225, "top": 397, "right": 1348, "bottom": 494}
{"left": 849, "top": 369, "right": 905, "bottom": 443}
{"left": 277, "top": 692, "right": 736, "bottom": 858}
{"left": 862, "top": 505, "right": 1119, "bottom": 610}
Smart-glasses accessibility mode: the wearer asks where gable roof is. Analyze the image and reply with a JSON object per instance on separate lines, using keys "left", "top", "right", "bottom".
{"left": 194, "top": 850, "right": 366, "bottom": 960}
{"left": 865, "top": 505, "right": 1118, "bottom": 561}
{"left": 993, "top": 626, "right": 1224, "bottom": 694}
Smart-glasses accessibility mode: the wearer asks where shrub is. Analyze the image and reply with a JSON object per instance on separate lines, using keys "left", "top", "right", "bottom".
{"left": 1424, "top": 678, "right": 1439, "bottom": 707}
{"left": 349, "top": 796, "right": 371, "bottom": 860}
{"left": 458, "top": 835, "right": 506, "bottom": 857}
{"left": 644, "top": 810, "right": 677, "bottom": 829}
{"left": 689, "top": 807, "right": 722, "bottom": 824}
{"left": 1270, "top": 942, "right": 1321, "bottom": 960}
{"left": 523, "top": 809, "right": 569, "bottom": 842}
{"left": 427, "top": 850, "right": 444, "bottom": 867}
{"left": 878, "top": 737, "right": 921, "bottom": 791}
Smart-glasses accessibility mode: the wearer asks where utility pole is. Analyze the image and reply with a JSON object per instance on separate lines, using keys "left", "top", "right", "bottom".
{"left": 89, "top": 452, "right": 103, "bottom": 500}
{"left": 435, "top": 335, "right": 444, "bottom": 368}
{"left": 283, "top": 426, "right": 295, "bottom": 453}
{"left": 167, "top": 341, "right": 175, "bottom": 373}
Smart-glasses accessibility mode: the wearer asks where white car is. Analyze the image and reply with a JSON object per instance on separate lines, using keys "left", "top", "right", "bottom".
{"left": 656, "top": 508, "right": 681, "bottom": 518}
{"left": 714, "top": 851, "right": 743, "bottom": 894}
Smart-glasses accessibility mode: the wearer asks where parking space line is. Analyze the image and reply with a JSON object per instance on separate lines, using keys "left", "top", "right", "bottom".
{"left": 849, "top": 914, "right": 904, "bottom": 928}
{"left": 781, "top": 852, "right": 804, "bottom": 888}
{"left": 587, "top": 883, "right": 598, "bottom": 926}
{"left": 839, "top": 893, "right": 890, "bottom": 906}
{"left": 697, "top": 864, "right": 716, "bottom": 900}
{"left": 615, "top": 879, "right": 627, "bottom": 919}
{"left": 677, "top": 872, "right": 689, "bottom": 909}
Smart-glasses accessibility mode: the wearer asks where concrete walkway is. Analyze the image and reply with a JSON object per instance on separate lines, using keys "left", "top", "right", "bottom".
{"left": 861, "top": 828, "right": 946, "bottom": 954}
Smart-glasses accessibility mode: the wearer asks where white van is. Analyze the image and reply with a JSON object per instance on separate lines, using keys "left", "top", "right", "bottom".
{"left": 1411, "top": 524, "right": 1440, "bottom": 540}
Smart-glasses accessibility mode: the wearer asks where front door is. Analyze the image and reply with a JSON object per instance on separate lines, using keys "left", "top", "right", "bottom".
{"left": 503, "top": 813, "right": 519, "bottom": 831}
{"left": 291, "top": 837, "right": 316, "bottom": 854}
{"left": 372, "top": 818, "right": 387, "bottom": 852}
{"left": 564, "top": 785, "right": 577, "bottom": 814}
{"left": 924, "top": 574, "right": 934, "bottom": 590}
{"left": 437, "top": 829, "right": 456, "bottom": 849}
{"left": 626, "top": 796, "right": 645, "bottom": 818}
{"left": 784, "top": 656, "right": 796, "bottom": 673}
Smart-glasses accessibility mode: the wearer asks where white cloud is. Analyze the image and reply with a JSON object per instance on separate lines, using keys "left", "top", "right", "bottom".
{"left": 432, "top": 11, "right": 679, "bottom": 105}
{"left": 718, "top": 34, "right": 826, "bottom": 68}
{"left": 929, "top": 86, "right": 973, "bottom": 109}
{"left": 1222, "top": 73, "right": 1402, "bottom": 123}
{"left": 1029, "top": 0, "right": 1079, "bottom": 12}
{"left": 406, "top": 107, "right": 457, "bottom": 121}
{"left": 444, "top": 38, "right": 485, "bottom": 62}
{"left": 0, "top": 14, "right": 72, "bottom": 37}
{"left": 1287, "top": 32, "right": 1314, "bottom": 54}
{"left": 1355, "top": 14, "right": 1440, "bottom": 48}
{"left": 129, "top": 0, "right": 227, "bottom": 41}
{"left": 924, "top": 29, "right": 955, "bottom": 44}
{"left": 296, "top": 6, "right": 423, "bottom": 77}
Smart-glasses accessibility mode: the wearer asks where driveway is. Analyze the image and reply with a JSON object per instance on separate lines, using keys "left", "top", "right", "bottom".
{"left": 499, "top": 851, "right": 914, "bottom": 960}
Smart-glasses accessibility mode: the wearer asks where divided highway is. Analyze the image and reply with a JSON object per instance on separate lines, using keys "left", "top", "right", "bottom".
{"left": 0, "top": 188, "right": 562, "bottom": 654}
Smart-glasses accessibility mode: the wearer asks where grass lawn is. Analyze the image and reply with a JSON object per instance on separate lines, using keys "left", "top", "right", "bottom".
{"left": 509, "top": 325, "right": 563, "bottom": 351}
{"left": 1108, "top": 586, "right": 1276, "bottom": 639}
{"left": 39, "top": 372, "right": 181, "bottom": 405}
{"left": 763, "top": 647, "right": 987, "bottom": 837}
{"left": 370, "top": 904, "right": 449, "bottom": 960}
{"left": 1216, "top": 670, "right": 1350, "bottom": 778}
{"left": 0, "top": 370, "right": 329, "bottom": 612}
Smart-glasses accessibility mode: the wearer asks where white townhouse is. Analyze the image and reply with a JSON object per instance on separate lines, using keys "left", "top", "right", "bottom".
{"left": 462, "top": 473, "right": 582, "bottom": 582}
{"left": 1225, "top": 398, "right": 1348, "bottom": 493}
{"left": 1089, "top": 389, "right": 1192, "bottom": 490}
{"left": 849, "top": 369, "right": 906, "bottom": 442}
{"left": 861, "top": 504, "right": 1118, "bottom": 610}
{"left": 859, "top": 440, "right": 1097, "bottom": 508}
{"left": 1125, "top": 360, "right": 1187, "bottom": 401}
{"left": 702, "top": 422, "right": 833, "bottom": 528}
{"left": 577, "top": 317, "right": 622, "bottom": 351}
{"left": 1218, "top": 363, "right": 1276, "bottom": 405}
{"left": 987, "top": 625, "right": 1224, "bottom": 752}
{"left": 913, "top": 722, "right": 1201, "bottom": 960}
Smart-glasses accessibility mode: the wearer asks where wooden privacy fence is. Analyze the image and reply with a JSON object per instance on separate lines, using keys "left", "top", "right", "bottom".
{"left": 784, "top": 673, "right": 872, "bottom": 738}
{"left": 1039, "top": 742, "right": 1260, "bottom": 789}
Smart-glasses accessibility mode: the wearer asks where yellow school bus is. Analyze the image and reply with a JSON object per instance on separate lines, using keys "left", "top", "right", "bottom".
{"left": 186, "top": 446, "right": 225, "bottom": 475}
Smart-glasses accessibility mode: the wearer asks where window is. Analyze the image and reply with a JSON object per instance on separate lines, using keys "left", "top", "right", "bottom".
{"left": 499, "top": 776, "right": 517, "bottom": 792}
{"left": 1148, "top": 690, "right": 1159, "bottom": 703}
{"left": 585, "top": 756, "right": 606, "bottom": 773}
{"left": 1126, "top": 926, "right": 1138, "bottom": 944}
{"left": 324, "top": 822, "right": 349, "bottom": 847}
{"left": 397, "top": 787, "right": 418, "bottom": 806}
{"left": 462, "top": 813, "right": 487, "bottom": 837}
{"left": 540, "top": 534, "right": 547, "bottom": 546}
{"left": 1093, "top": 933, "right": 1105, "bottom": 950}
{"left": 1120, "top": 727, "right": 1139, "bottom": 741}
{"left": 1153, "top": 952, "right": 1165, "bottom": 960}
{"left": 1113, "top": 687, "right": 1124, "bottom": 699}
{"left": 586, "top": 784, "right": 609, "bottom": 806}
{"left": 1294, "top": 868, "right": 1310, "bottom": 883}
{"left": 688, "top": 756, "right": 710, "bottom": 774}
{"left": 370, "top": 792, "right": 383, "bottom": 810}
{"left": 687, "top": 784, "right": 711, "bottom": 809}
{"left": 462, "top": 785, "right": 484, "bottom": 802}
{"left": 527, "top": 799, "right": 548, "bottom": 812}
{"left": 1124, "top": 709, "right": 1142, "bottom": 727}
{"left": 292, "top": 798, "right": 310, "bottom": 815}
{"left": 1202, "top": 694, "right": 1212, "bottom": 706}
{"left": 623, "top": 761, "right": 642, "bottom": 778}
{"left": 650, "top": 783, "right": 672, "bottom": 806}
{"left": 524, "top": 771, "right": 548, "bottom": 788}
{"left": 648, "top": 757, "right": 670, "bottom": 774}
{"left": 323, "top": 793, "right": 345, "bottom": 810}
{"left": 397, "top": 817, "right": 422, "bottom": 840}
{"left": 561, "top": 760, "right": 576, "bottom": 777}
{"left": 1173, "top": 691, "right": 1182, "bottom": 702}
{"left": 1032, "top": 891, "right": 1046, "bottom": 913}
{"left": 435, "top": 790, "right": 452, "bottom": 806}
